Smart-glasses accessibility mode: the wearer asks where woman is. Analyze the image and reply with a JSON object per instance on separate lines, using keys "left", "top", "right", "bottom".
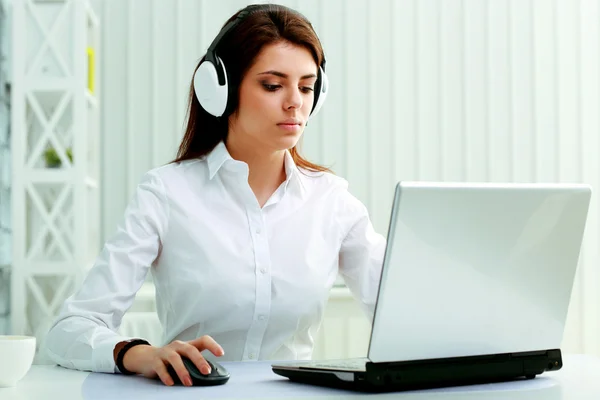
{"left": 45, "top": 3, "right": 386, "bottom": 387}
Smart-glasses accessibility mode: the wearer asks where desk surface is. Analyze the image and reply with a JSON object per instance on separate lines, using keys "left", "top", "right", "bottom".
{"left": 2, "top": 354, "right": 600, "bottom": 399}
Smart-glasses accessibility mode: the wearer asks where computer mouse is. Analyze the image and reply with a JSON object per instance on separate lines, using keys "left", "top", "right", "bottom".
{"left": 166, "top": 356, "right": 230, "bottom": 386}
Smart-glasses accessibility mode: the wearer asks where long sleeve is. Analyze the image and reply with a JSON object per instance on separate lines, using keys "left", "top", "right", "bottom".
{"left": 45, "top": 170, "right": 169, "bottom": 373}
{"left": 337, "top": 191, "right": 387, "bottom": 322}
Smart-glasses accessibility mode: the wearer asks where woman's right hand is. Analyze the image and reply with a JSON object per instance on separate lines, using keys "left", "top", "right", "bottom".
{"left": 121, "top": 335, "right": 225, "bottom": 386}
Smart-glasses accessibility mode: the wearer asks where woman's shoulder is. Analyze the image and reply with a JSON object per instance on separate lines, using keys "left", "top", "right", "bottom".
{"left": 142, "top": 158, "right": 205, "bottom": 182}
{"left": 297, "top": 167, "right": 349, "bottom": 191}
{"left": 297, "top": 168, "right": 365, "bottom": 211}
{"left": 128, "top": 159, "right": 207, "bottom": 200}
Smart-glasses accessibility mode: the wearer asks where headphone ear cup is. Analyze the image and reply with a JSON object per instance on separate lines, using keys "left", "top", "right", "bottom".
{"left": 194, "top": 56, "right": 229, "bottom": 117}
{"left": 310, "top": 66, "right": 328, "bottom": 117}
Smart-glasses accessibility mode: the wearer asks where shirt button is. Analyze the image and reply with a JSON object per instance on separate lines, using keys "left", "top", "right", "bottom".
{"left": 258, "top": 315, "right": 265, "bottom": 321}
{"left": 256, "top": 227, "right": 262, "bottom": 234}
{"left": 260, "top": 268, "right": 267, "bottom": 274}
{"left": 249, "top": 353, "right": 255, "bottom": 359}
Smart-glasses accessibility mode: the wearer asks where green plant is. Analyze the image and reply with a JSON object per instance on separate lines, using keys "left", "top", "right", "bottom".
{"left": 44, "top": 147, "right": 73, "bottom": 168}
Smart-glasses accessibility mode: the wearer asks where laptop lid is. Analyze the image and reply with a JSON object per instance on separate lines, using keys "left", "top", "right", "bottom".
{"left": 367, "top": 182, "right": 591, "bottom": 364}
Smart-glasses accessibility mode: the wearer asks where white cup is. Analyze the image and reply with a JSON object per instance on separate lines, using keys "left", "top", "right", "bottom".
{"left": 0, "top": 335, "right": 36, "bottom": 387}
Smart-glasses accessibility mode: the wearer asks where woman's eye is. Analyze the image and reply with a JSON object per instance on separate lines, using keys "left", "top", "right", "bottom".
{"left": 263, "top": 84, "right": 281, "bottom": 91}
{"left": 300, "top": 87, "right": 314, "bottom": 94}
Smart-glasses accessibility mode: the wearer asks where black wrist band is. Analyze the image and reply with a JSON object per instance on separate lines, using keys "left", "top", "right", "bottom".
{"left": 116, "top": 339, "right": 151, "bottom": 375}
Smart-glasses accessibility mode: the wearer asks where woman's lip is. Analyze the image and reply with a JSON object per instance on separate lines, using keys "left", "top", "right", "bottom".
{"left": 277, "top": 123, "right": 302, "bottom": 131}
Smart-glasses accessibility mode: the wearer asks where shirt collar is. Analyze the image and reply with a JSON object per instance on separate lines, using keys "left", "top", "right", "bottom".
{"left": 283, "top": 148, "right": 307, "bottom": 198}
{"left": 207, "top": 141, "right": 232, "bottom": 180}
{"left": 206, "top": 141, "right": 307, "bottom": 198}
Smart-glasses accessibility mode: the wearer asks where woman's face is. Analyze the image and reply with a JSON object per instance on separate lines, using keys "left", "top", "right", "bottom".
{"left": 229, "top": 41, "right": 318, "bottom": 153}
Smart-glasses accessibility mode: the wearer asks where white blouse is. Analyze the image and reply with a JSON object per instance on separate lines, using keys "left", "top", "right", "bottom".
{"left": 45, "top": 141, "right": 386, "bottom": 373}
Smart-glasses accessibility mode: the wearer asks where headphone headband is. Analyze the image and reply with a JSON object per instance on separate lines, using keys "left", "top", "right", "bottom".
{"left": 206, "top": 4, "right": 326, "bottom": 68}
{"left": 206, "top": 5, "right": 262, "bottom": 55}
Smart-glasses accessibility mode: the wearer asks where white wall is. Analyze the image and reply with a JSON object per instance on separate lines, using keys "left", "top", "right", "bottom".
{"left": 92, "top": 0, "right": 600, "bottom": 356}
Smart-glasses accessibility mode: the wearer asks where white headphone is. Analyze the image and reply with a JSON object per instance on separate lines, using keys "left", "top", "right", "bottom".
{"left": 193, "top": 5, "right": 329, "bottom": 119}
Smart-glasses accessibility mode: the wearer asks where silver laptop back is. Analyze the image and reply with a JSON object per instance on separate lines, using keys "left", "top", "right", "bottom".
{"left": 368, "top": 182, "right": 591, "bottom": 363}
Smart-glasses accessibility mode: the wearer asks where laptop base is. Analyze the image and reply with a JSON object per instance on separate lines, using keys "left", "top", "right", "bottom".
{"left": 272, "top": 349, "right": 562, "bottom": 393}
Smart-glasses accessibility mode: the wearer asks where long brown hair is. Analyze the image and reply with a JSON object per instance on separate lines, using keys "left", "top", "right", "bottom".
{"left": 171, "top": 4, "right": 331, "bottom": 173}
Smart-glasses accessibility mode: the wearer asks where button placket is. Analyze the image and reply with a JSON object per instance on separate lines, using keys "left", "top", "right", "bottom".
{"left": 243, "top": 207, "right": 271, "bottom": 361}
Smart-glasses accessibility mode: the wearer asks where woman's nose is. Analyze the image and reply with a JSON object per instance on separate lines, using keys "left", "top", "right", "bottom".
{"left": 284, "top": 88, "right": 303, "bottom": 110}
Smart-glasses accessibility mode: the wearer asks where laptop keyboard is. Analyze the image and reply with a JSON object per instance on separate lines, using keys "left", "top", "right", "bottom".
{"left": 299, "top": 357, "right": 368, "bottom": 371}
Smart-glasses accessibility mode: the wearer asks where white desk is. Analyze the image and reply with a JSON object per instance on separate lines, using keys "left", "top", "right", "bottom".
{"left": 2, "top": 354, "right": 600, "bottom": 399}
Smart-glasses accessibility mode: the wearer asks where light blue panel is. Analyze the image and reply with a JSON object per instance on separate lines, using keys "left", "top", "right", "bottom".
{"left": 367, "top": 0, "right": 394, "bottom": 235}
{"left": 417, "top": 0, "right": 442, "bottom": 181}
{"left": 441, "top": 0, "right": 467, "bottom": 182}
{"left": 127, "top": 0, "right": 153, "bottom": 191}
{"left": 344, "top": 0, "right": 369, "bottom": 209}
{"left": 175, "top": 0, "right": 205, "bottom": 150}
{"left": 510, "top": 0, "right": 536, "bottom": 183}
{"left": 151, "top": 0, "right": 178, "bottom": 165}
{"left": 488, "top": 0, "right": 512, "bottom": 182}
{"left": 318, "top": 0, "right": 345, "bottom": 175}
{"left": 464, "top": 0, "right": 490, "bottom": 181}
{"left": 579, "top": 0, "right": 600, "bottom": 355}
{"left": 100, "top": 0, "right": 133, "bottom": 240}
{"left": 393, "top": 0, "right": 418, "bottom": 182}
{"left": 556, "top": 0, "right": 582, "bottom": 183}
{"left": 532, "top": 0, "right": 559, "bottom": 182}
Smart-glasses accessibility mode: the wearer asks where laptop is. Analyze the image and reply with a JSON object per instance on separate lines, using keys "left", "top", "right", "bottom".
{"left": 272, "top": 181, "right": 592, "bottom": 392}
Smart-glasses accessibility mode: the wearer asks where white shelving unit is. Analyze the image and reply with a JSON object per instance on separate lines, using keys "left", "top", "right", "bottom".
{"left": 10, "top": 0, "right": 100, "bottom": 357}
{"left": 0, "top": 0, "right": 10, "bottom": 336}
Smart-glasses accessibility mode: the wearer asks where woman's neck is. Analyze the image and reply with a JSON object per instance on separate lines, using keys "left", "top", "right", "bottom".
{"left": 225, "top": 136, "right": 287, "bottom": 207}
